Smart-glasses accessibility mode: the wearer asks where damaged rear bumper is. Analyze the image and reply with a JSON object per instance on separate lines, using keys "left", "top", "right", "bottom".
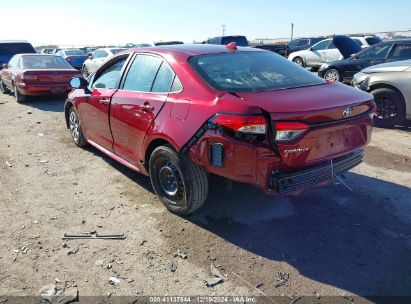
{"left": 269, "top": 150, "right": 364, "bottom": 194}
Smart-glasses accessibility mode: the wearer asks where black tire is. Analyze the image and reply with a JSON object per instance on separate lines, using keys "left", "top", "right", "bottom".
{"left": 82, "top": 65, "right": 89, "bottom": 78}
{"left": 371, "top": 88, "right": 406, "bottom": 128}
{"left": 14, "top": 84, "right": 26, "bottom": 103}
{"left": 149, "top": 145, "right": 208, "bottom": 215}
{"left": 0, "top": 80, "right": 10, "bottom": 94}
{"left": 323, "top": 68, "right": 341, "bottom": 83}
{"left": 292, "top": 57, "right": 305, "bottom": 67}
{"left": 68, "top": 106, "right": 88, "bottom": 147}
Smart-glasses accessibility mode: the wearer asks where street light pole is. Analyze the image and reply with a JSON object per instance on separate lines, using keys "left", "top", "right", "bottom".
{"left": 222, "top": 25, "right": 226, "bottom": 36}
{"left": 291, "top": 23, "right": 294, "bottom": 41}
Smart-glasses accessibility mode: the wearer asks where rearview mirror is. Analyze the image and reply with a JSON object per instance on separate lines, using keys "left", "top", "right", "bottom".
{"left": 2, "top": 63, "right": 8, "bottom": 69}
{"left": 70, "top": 77, "right": 88, "bottom": 89}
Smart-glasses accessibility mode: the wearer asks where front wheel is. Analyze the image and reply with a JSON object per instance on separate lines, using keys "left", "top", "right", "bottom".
{"left": 149, "top": 146, "right": 208, "bottom": 215}
{"left": 292, "top": 57, "right": 305, "bottom": 67}
{"left": 68, "top": 106, "right": 88, "bottom": 147}
{"left": 14, "top": 84, "right": 26, "bottom": 103}
{"left": 372, "top": 88, "right": 405, "bottom": 128}
{"left": 323, "top": 68, "right": 341, "bottom": 83}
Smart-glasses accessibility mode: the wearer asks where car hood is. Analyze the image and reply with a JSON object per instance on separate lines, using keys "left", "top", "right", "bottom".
{"left": 332, "top": 35, "right": 363, "bottom": 59}
{"left": 233, "top": 82, "right": 373, "bottom": 114}
{"left": 362, "top": 59, "right": 411, "bottom": 73}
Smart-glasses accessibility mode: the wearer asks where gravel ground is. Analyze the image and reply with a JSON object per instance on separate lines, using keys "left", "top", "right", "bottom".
{"left": 0, "top": 93, "right": 410, "bottom": 303}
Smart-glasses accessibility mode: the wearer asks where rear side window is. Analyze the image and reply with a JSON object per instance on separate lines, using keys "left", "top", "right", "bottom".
{"left": 190, "top": 51, "right": 325, "bottom": 92}
{"left": 123, "top": 55, "right": 162, "bottom": 92}
{"left": 389, "top": 44, "right": 411, "bottom": 60}
{"left": 151, "top": 63, "right": 175, "bottom": 93}
{"left": 0, "top": 43, "right": 35, "bottom": 55}
{"left": 366, "top": 37, "right": 382, "bottom": 45}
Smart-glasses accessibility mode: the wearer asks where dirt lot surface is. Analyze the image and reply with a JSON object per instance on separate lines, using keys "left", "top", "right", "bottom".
{"left": 0, "top": 93, "right": 410, "bottom": 303}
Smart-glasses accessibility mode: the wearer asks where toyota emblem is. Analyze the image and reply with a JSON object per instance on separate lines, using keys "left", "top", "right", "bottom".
{"left": 343, "top": 107, "right": 353, "bottom": 118}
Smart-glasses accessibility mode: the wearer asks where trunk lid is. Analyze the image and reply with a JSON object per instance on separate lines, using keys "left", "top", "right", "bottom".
{"left": 235, "top": 83, "right": 374, "bottom": 169}
{"left": 23, "top": 69, "right": 79, "bottom": 83}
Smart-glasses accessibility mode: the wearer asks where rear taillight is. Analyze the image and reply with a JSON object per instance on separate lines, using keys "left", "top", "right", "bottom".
{"left": 66, "top": 57, "right": 73, "bottom": 61}
{"left": 21, "top": 74, "right": 38, "bottom": 81}
{"left": 275, "top": 122, "right": 309, "bottom": 141}
{"left": 212, "top": 114, "right": 266, "bottom": 134}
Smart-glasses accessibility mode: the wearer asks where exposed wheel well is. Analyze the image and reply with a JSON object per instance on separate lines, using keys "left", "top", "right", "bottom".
{"left": 368, "top": 83, "right": 403, "bottom": 96}
{"left": 144, "top": 138, "right": 172, "bottom": 173}
{"left": 64, "top": 102, "right": 73, "bottom": 129}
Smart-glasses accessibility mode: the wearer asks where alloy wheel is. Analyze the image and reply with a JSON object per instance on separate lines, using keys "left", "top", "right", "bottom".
{"left": 69, "top": 109, "right": 80, "bottom": 143}
{"left": 324, "top": 69, "right": 340, "bottom": 83}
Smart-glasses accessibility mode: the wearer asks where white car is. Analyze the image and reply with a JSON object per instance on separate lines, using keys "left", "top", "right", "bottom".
{"left": 350, "top": 35, "right": 383, "bottom": 49}
{"left": 82, "top": 48, "right": 126, "bottom": 77}
{"left": 288, "top": 35, "right": 374, "bottom": 69}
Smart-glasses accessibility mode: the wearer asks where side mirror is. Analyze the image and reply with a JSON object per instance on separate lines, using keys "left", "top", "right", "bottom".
{"left": 2, "top": 63, "right": 8, "bottom": 69}
{"left": 70, "top": 77, "right": 89, "bottom": 90}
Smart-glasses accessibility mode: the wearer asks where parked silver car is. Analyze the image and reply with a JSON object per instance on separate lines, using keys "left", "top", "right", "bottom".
{"left": 353, "top": 60, "right": 411, "bottom": 127}
{"left": 82, "top": 48, "right": 126, "bottom": 77}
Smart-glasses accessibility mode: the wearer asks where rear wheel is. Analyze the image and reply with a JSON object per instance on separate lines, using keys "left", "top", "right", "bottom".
{"left": 292, "top": 57, "right": 305, "bottom": 67}
{"left": 0, "top": 80, "right": 10, "bottom": 94}
{"left": 68, "top": 106, "right": 88, "bottom": 147}
{"left": 149, "top": 145, "right": 208, "bottom": 215}
{"left": 371, "top": 88, "right": 405, "bottom": 128}
{"left": 323, "top": 68, "right": 341, "bottom": 83}
{"left": 14, "top": 84, "right": 26, "bottom": 103}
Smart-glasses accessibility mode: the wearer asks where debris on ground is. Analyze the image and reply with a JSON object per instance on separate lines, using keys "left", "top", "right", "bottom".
{"left": 95, "top": 260, "right": 104, "bottom": 267}
{"left": 126, "top": 278, "right": 134, "bottom": 283}
{"left": 39, "top": 283, "right": 57, "bottom": 301}
{"left": 275, "top": 272, "right": 290, "bottom": 288}
{"left": 210, "top": 263, "right": 224, "bottom": 279}
{"left": 174, "top": 250, "right": 187, "bottom": 259}
{"left": 62, "top": 233, "right": 125, "bottom": 240}
{"left": 5, "top": 161, "right": 12, "bottom": 168}
{"left": 67, "top": 244, "right": 79, "bottom": 255}
{"left": 108, "top": 277, "right": 120, "bottom": 285}
{"left": 255, "top": 283, "right": 263, "bottom": 289}
{"left": 140, "top": 240, "right": 147, "bottom": 246}
{"left": 171, "top": 262, "right": 178, "bottom": 272}
{"left": 205, "top": 277, "right": 224, "bottom": 288}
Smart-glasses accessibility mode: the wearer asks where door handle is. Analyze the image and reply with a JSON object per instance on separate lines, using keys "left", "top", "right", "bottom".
{"left": 139, "top": 102, "right": 155, "bottom": 112}
{"left": 99, "top": 98, "right": 110, "bottom": 105}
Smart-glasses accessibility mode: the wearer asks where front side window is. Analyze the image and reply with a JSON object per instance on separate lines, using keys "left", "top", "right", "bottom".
{"left": 358, "top": 44, "right": 391, "bottom": 60}
{"left": 92, "top": 56, "right": 128, "bottom": 89}
{"left": 311, "top": 40, "right": 330, "bottom": 51}
{"left": 122, "top": 55, "right": 162, "bottom": 92}
{"left": 389, "top": 44, "right": 411, "bottom": 60}
{"left": 190, "top": 51, "right": 325, "bottom": 93}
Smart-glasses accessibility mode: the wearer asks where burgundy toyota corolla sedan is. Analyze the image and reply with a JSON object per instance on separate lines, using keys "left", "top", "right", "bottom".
{"left": 0, "top": 54, "right": 80, "bottom": 102}
{"left": 65, "top": 44, "right": 375, "bottom": 215}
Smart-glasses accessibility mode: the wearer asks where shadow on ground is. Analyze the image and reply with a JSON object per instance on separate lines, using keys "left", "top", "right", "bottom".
{"left": 186, "top": 173, "right": 411, "bottom": 297}
{"left": 24, "top": 96, "right": 66, "bottom": 112}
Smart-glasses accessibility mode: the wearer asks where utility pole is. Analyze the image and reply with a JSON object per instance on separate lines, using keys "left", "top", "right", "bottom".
{"left": 222, "top": 25, "right": 226, "bottom": 36}
{"left": 291, "top": 23, "right": 294, "bottom": 41}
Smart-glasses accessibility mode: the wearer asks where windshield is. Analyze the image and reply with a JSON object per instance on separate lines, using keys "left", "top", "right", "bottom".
{"left": 221, "top": 36, "right": 249, "bottom": 47}
{"left": 0, "top": 43, "right": 35, "bottom": 55}
{"left": 21, "top": 55, "right": 73, "bottom": 69}
{"left": 64, "top": 50, "right": 86, "bottom": 56}
{"left": 190, "top": 51, "right": 325, "bottom": 93}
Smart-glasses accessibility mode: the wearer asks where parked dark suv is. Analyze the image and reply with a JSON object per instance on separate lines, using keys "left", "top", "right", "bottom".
{"left": 254, "top": 44, "right": 287, "bottom": 57}
{"left": 285, "top": 37, "right": 325, "bottom": 56}
{"left": 0, "top": 40, "right": 36, "bottom": 69}
{"left": 318, "top": 39, "right": 411, "bottom": 83}
{"left": 205, "top": 35, "right": 249, "bottom": 47}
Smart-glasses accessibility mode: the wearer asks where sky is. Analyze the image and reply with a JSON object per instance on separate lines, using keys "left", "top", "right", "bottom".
{"left": 1, "top": 0, "right": 410, "bottom": 46}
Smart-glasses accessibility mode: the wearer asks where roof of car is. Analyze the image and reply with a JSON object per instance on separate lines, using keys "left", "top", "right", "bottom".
{"left": 0, "top": 40, "right": 30, "bottom": 43}
{"left": 125, "top": 44, "right": 262, "bottom": 57}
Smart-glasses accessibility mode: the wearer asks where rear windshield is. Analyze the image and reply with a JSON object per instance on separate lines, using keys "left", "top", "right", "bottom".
{"left": 0, "top": 43, "right": 35, "bottom": 55}
{"left": 221, "top": 36, "right": 249, "bottom": 47}
{"left": 21, "top": 55, "right": 73, "bottom": 69}
{"left": 189, "top": 51, "right": 325, "bottom": 92}
{"left": 64, "top": 50, "right": 86, "bottom": 56}
{"left": 366, "top": 37, "right": 383, "bottom": 45}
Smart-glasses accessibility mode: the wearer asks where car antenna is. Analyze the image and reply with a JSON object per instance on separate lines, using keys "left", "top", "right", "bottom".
{"left": 226, "top": 42, "right": 237, "bottom": 52}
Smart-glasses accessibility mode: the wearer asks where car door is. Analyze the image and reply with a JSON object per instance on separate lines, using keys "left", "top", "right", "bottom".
{"left": 78, "top": 54, "right": 130, "bottom": 151}
{"left": 306, "top": 39, "right": 330, "bottom": 66}
{"left": 110, "top": 54, "right": 173, "bottom": 165}
{"left": 325, "top": 41, "right": 343, "bottom": 63}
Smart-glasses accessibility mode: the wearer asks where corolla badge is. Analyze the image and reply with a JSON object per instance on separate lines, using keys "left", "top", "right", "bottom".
{"left": 343, "top": 107, "right": 353, "bottom": 118}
